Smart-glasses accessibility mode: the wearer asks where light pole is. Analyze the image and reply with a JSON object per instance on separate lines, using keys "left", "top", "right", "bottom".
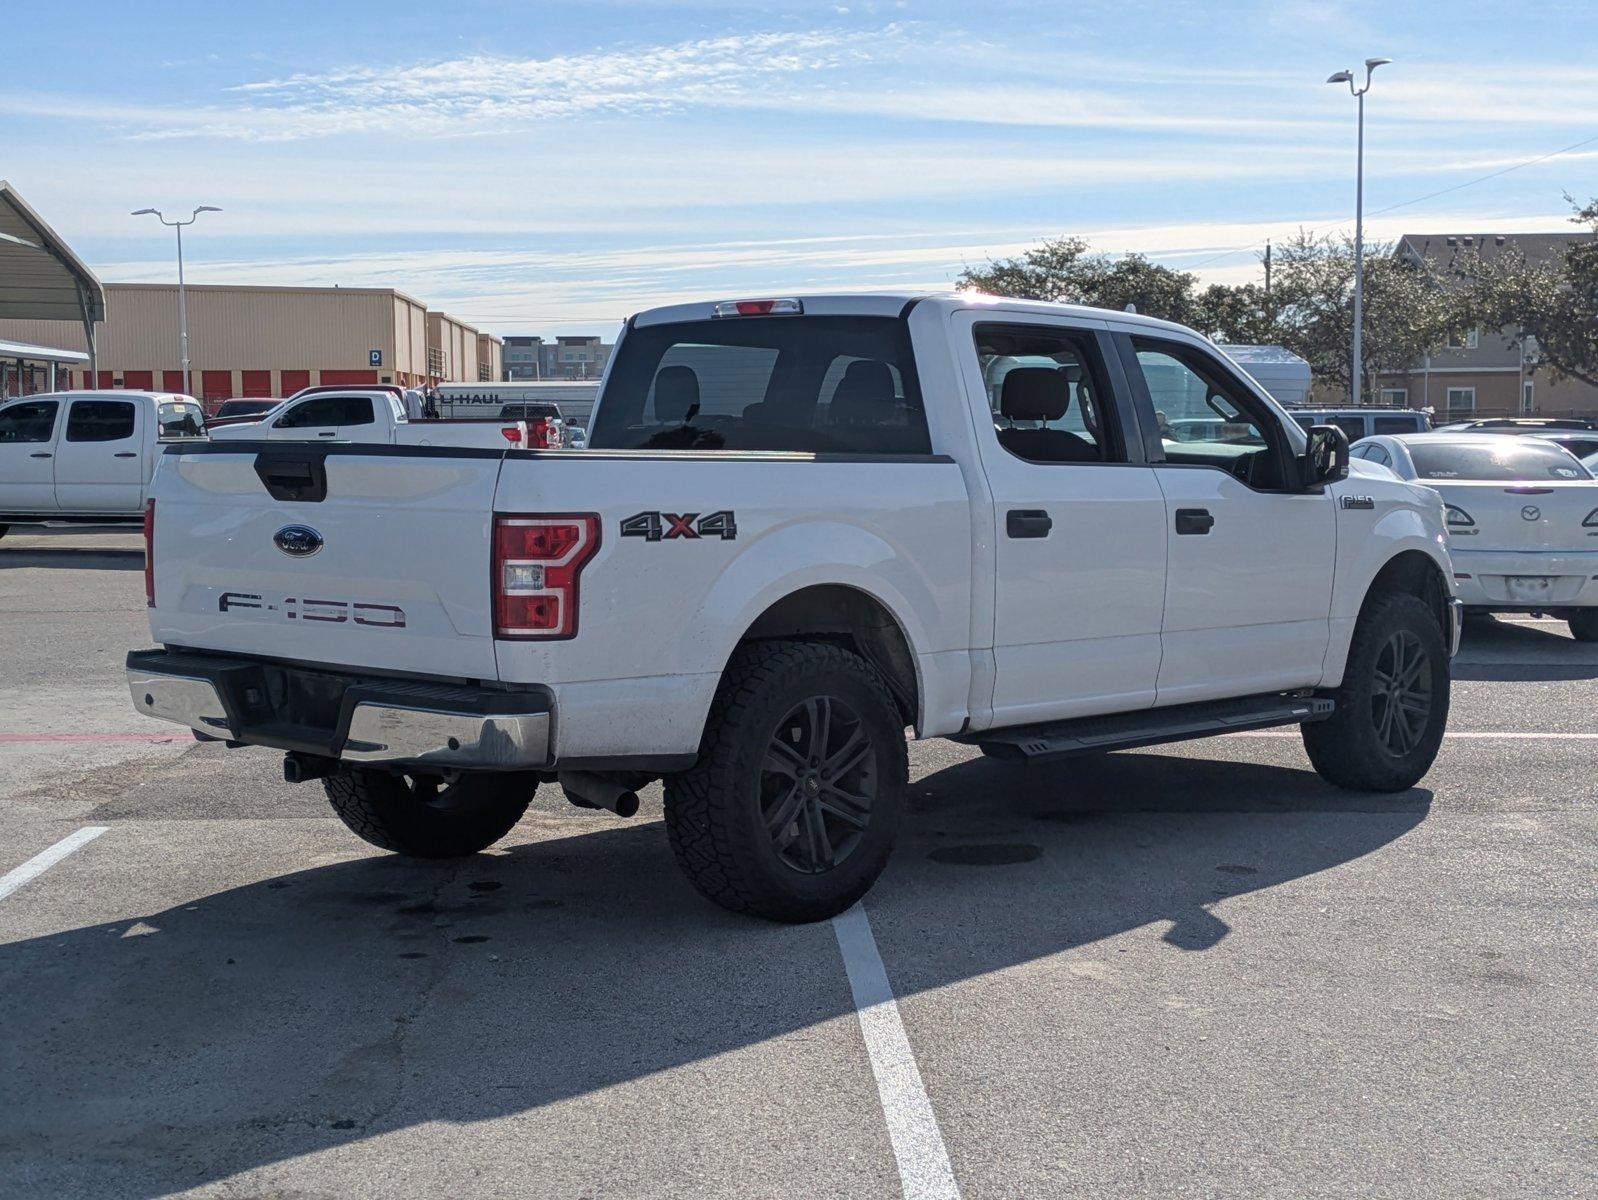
{"left": 131, "top": 205, "right": 222, "bottom": 398}
{"left": 1326, "top": 58, "right": 1390, "bottom": 406}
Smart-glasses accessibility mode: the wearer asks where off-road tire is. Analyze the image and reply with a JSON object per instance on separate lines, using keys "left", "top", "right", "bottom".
{"left": 1566, "top": 609, "right": 1598, "bottom": 643}
{"left": 664, "top": 640, "right": 908, "bottom": 923}
{"left": 323, "top": 768, "right": 535, "bottom": 857}
{"left": 0, "top": 525, "right": 8, "bottom": 541}
{"left": 1303, "top": 592, "right": 1450, "bottom": 792}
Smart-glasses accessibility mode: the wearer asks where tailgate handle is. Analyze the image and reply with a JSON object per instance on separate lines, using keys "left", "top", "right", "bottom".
{"left": 253, "top": 453, "right": 329, "bottom": 503}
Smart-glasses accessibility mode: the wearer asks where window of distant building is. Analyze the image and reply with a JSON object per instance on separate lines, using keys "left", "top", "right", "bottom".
{"left": 1522, "top": 381, "right": 1535, "bottom": 414}
{"left": 1379, "top": 388, "right": 1407, "bottom": 406}
{"left": 1445, "top": 328, "right": 1480, "bottom": 350}
{"left": 1446, "top": 386, "right": 1476, "bottom": 412}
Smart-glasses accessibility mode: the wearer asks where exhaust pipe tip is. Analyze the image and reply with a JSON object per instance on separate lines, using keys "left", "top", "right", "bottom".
{"left": 559, "top": 771, "right": 640, "bottom": 818}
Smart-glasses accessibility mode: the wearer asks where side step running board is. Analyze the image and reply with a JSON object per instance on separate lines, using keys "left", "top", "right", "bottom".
{"left": 973, "top": 695, "right": 1335, "bottom": 764}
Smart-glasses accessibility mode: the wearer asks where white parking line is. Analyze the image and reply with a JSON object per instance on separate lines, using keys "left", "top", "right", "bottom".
{"left": 1228, "top": 731, "right": 1598, "bottom": 740}
{"left": 832, "top": 904, "right": 962, "bottom": 1200}
{"left": 0, "top": 827, "right": 108, "bottom": 902}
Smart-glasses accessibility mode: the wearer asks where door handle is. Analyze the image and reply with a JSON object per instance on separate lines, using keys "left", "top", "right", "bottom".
{"left": 317, "top": 431, "right": 337, "bottom": 438}
{"left": 29, "top": 452, "right": 52, "bottom": 458}
{"left": 1175, "top": 508, "right": 1215, "bottom": 536}
{"left": 114, "top": 451, "right": 137, "bottom": 458}
{"left": 1006, "top": 509, "right": 1053, "bottom": 539}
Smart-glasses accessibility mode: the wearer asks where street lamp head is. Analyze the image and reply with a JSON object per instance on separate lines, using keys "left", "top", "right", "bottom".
{"left": 131, "top": 208, "right": 159, "bottom": 216}
{"left": 1326, "top": 70, "right": 1353, "bottom": 84}
{"left": 1364, "top": 57, "right": 1392, "bottom": 70}
{"left": 194, "top": 205, "right": 222, "bottom": 214}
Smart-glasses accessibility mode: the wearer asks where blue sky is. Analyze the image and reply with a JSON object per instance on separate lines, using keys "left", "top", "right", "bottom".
{"left": 5, "top": 0, "right": 1596, "bottom": 337}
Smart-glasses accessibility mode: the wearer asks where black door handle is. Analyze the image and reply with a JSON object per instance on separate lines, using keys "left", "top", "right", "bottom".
{"left": 1007, "top": 509, "right": 1053, "bottom": 539}
{"left": 114, "top": 451, "right": 137, "bottom": 458}
{"left": 1175, "top": 508, "right": 1215, "bottom": 535}
{"left": 30, "top": 451, "right": 52, "bottom": 458}
{"left": 317, "top": 431, "right": 337, "bottom": 438}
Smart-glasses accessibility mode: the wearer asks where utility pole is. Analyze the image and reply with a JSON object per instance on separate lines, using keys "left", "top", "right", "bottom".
{"left": 1327, "top": 58, "right": 1391, "bottom": 405}
{"left": 1263, "top": 239, "right": 1272, "bottom": 297}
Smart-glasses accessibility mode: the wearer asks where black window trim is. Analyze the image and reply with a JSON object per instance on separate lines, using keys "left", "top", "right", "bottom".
{"left": 1114, "top": 331, "right": 1301, "bottom": 493}
{"left": 971, "top": 321, "right": 1149, "bottom": 467}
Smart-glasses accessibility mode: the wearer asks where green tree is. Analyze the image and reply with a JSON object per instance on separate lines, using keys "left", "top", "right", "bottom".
{"left": 957, "top": 237, "right": 1200, "bottom": 324}
{"left": 1466, "top": 196, "right": 1598, "bottom": 389}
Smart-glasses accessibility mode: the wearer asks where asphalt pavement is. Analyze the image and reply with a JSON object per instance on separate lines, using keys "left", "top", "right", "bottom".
{"left": 1, "top": 529, "right": 1593, "bottom": 1199}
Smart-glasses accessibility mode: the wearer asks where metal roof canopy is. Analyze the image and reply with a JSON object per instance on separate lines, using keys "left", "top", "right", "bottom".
{"left": 0, "top": 181, "right": 105, "bottom": 372}
{"left": 0, "top": 337, "right": 89, "bottom": 364}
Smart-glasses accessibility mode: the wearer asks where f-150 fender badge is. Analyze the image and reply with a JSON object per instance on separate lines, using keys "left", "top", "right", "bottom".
{"left": 620, "top": 510, "right": 737, "bottom": 541}
{"left": 1340, "top": 495, "right": 1375, "bottom": 510}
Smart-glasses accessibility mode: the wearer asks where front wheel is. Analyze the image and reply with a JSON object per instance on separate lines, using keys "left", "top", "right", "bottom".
{"left": 323, "top": 768, "right": 535, "bottom": 857}
{"left": 1303, "top": 593, "right": 1450, "bottom": 792}
{"left": 1566, "top": 609, "right": 1598, "bottom": 643}
{"left": 664, "top": 641, "right": 907, "bottom": 923}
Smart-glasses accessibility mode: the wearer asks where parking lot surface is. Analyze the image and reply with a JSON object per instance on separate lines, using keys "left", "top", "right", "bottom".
{"left": 1, "top": 530, "right": 1593, "bottom": 1199}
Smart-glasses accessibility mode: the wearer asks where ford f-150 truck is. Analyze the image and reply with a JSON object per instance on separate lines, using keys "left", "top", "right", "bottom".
{"left": 128, "top": 293, "right": 1463, "bottom": 922}
{"left": 206, "top": 388, "right": 559, "bottom": 449}
{"left": 0, "top": 390, "right": 206, "bottom": 537}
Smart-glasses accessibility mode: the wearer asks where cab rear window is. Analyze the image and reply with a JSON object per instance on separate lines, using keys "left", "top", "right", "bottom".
{"left": 589, "top": 316, "right": 930, "bottom": 454}
{"left": 158, "top": 401, "right": 206, "bottom": 439}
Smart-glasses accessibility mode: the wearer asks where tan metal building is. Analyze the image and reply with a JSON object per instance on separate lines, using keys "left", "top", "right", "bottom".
{"left": 477, "top": 331, "right": 503, "bottom": 383}
{"left": 0, "top": 282, "right": 489, "bottom": 404}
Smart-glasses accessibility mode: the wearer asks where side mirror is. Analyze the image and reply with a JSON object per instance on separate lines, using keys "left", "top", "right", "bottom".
{"left": 1300, "top": 423, "right": 1350, "bottom": 489}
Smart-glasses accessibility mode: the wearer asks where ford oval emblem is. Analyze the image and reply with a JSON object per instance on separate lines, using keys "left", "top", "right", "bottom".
{"left": 274, "top": 524, "right": 324, "bottom": 557}
{"left": 1521, "top": 505, "right": 1541, "bottom": 522}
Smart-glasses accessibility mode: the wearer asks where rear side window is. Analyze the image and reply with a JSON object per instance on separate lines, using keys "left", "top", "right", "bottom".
{"left": 0, "top": 400, "right": 58, "bottom": 443}
{"left": 158, "top": 401, "right": 206, "bottom": 439}
{"left": 1409, "top": 441, "right": 1592, "bottom": 481}
{"left": 589, "top": 316, "right": 930, "bottom": 454}
{"left": 1374, "top": 416, "right": 1424, "bottom": 435}
{"left": 66, "top": 400, "right": 136, "bottom": 442}
{"left": 277, "top": 396, "right": 374, "bottom": 428}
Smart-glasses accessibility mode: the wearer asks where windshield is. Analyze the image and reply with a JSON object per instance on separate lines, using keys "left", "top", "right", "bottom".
{"left": 1408, "top": 440, "right": 1593, "bottom": 481}
{"left": 589, "top": 316, "right": 930, "bottom": 454}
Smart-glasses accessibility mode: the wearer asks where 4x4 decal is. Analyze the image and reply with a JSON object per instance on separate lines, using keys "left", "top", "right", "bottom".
{"left": 620, "top": 510, "right": 738, "bottom": 542}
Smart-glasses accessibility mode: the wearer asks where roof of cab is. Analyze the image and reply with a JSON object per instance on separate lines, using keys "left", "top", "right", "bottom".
{"left": 628, "top": 291, "right": 1204, "bottom": 338}
{"left": 11, "top": 390, "right": 196, "bottom": 403}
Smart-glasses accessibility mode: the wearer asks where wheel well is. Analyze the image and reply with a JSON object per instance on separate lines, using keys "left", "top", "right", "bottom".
{"left": 737, "top": 585, "right": 919, "bottom": 728}
{"left": 1365, "top": 550, "right": 1449, "bottom": 632}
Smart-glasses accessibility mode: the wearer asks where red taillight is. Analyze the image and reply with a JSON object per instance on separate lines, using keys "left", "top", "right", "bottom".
{"left": 501, "top": 426, "right": 523, "bottom": 445}
{"left": 143, "top": 499, "right": 156, "bottom": 607}
{"left": 493, "top": 514, "right": 600, "bottom": 639}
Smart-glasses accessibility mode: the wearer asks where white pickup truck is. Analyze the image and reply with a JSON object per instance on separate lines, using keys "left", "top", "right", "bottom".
{"left": 206, "top": 388, "right": 555, "bottom": 449}
{"left": 128, "top": 293, "right": 1462, "bottom": 922}
{"left": 0, "top": 390, "right": 206, "bottom": 537}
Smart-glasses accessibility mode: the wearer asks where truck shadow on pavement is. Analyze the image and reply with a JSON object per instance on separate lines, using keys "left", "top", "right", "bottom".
{"left": 0, "top": 547, "right": 143, "bottom": 571}
{"left": 0, "top": 752, "right": 1430, "bottom": 1198}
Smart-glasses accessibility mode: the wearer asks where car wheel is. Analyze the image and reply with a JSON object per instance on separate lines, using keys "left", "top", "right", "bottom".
{"left": 664, "top": 640, "right": 907, "bottom": 923}
{"left": 1567, "top": 609, "right": 1598, "bottom": 643}
{"left": 1303, "top": 592, "right": 1450, "bottom": 792}
{"left": 323, "top": 768, "right": 535, "bottom": 857}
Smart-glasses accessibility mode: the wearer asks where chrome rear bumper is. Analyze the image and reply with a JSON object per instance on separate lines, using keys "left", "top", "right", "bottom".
{"left": 127, "top": 650, "right": 552, "bottom": 770}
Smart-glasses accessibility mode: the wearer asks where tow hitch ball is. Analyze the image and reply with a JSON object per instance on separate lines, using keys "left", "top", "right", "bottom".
{"left": 283, "top": 752, "right": 339, "bottom": 784}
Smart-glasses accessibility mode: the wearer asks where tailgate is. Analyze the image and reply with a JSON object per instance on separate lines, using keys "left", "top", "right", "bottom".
{"left": 1436, "top": 481, "right": 1598, "bottom": 552}
{"left": 148, "top": 444, "right": 503, "bottom": 679}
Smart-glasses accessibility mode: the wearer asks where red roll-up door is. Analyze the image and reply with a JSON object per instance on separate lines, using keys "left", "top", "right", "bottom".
{"left": 201, "top": 371, "right": 233, "bottom": 402}
{"left": 123, "top": 370, "right": 154, "bottom": 391}
{"left": 163, "top": 370, "right": 187, "bottom": 395}
{"left": 280, "top": 369, "right": 310, "bottom": 396}
{"left": 97, "top": 371, "right": 113, "bottom": 390}
{"left": 318, "top": 370, "right": 379, "bottom": 386}
{"left": 241, "top": 370, "right": 272, "bottom": 397}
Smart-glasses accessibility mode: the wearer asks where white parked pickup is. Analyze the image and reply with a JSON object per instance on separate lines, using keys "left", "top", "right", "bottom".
{"left": 0, "top": 390, "right": 206, "bottom": 536}
{"left": 129, "top": 293, "right": 1463, "bottom": 921}
{"left": 206, "top": 388, "right": 555, "bottom": 449}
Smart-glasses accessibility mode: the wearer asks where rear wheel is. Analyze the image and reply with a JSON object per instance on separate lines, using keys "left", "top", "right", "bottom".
{"left": 664, "top": 641, "right": 907, "bottom": 923}
{"left": 1568, "top": 609, "right": 1598, "bottom": 643}
{"left": 1303, "top": 592, "right": 1449, "bottom": 792}
{"left": 323, "top": 768, "right": 534, "bottom": 857}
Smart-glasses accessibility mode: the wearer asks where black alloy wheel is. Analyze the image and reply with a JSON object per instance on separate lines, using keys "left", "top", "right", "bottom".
{"left": 1370, "top": 629, "right": 1433, "bottom": 756}
{"left": 761, "top": 696, "right": 877, "bottom": 874}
